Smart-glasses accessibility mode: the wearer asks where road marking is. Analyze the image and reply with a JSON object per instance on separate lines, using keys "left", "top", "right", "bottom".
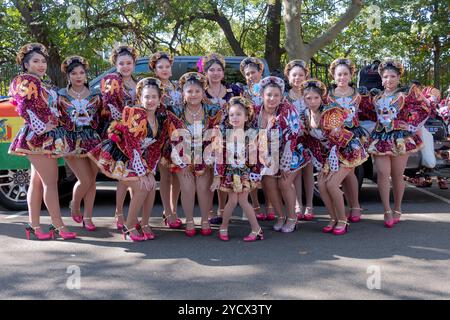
{"left": 5, "top": 211, "right": 28, "bottom": 219}
{"left": 406, "top": 183, "right": 450, "bottom": 205}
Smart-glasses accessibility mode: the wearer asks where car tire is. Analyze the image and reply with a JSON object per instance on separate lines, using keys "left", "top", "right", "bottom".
{"left": 0, "top": 169, "right": 30, "bottom": 211}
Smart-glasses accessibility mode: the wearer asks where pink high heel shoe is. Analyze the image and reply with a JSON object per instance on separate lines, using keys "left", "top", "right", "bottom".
{"left": 218, "top": 228, "right": 229, "bottom": 241}
{"left": 348, "top": 207, "right": 363, "bottom": 223}
{"left": 69, "top": 201, "right": 83, "bottom": 224}
{"left": 185, "top": 220, "right": 196, "bottom": 237}
{"left": 139, "top": 223, "right": 156, "bottom": 240}
{"left": 49, "top": 224, "right": 77, "bottom": 240}
{"left": 122, "top": 224, "right": 145, "bottom": 242}
{"left": 393, "top": 210, "right": 402, "bottom": 224}
{"left": 266, "top": 208, "right": 276, "bottom": 221}
{"left": 200, "top": 221, "right": 212, "bottom": 236}
{"left": 243, "top": 228, "right": 264, "bottom": 242}
{"left": 163, "top": 212, "right": 182, "bottom": 229}
{"left": 82, "top": 218, "right": 97, "bottom": 231}
{"left": 303, "top": 207, "right": 315, "bottom": 221}
{"left": 115, "top": 213, "right": 124, "bottom": 230}
{"left": 296, "top": 207, "right": 304, "bottom": 220}
{"left": 384, "top": 210, "right": 395, "bottom": 228}
{"left": 256, "top": 213, "right": 267, "bottom": 221}
{"left": 25, "top": 224, "right": 52, "bottom": 240}
{"left": 322, "top": 219, "right": 337, "bottom": 233}
{"left": 332, "top": 220, "right": 349, "bottom": 235}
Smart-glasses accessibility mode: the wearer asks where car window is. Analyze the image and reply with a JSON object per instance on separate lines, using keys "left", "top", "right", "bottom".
{"left": 90, "top": 57, "right": 270, "bottom": 89}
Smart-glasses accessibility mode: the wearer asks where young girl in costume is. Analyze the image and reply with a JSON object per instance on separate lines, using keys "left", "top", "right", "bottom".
{"left": 58, "top": 55, "right": 102, "bottom": 231}
{"left": 210, "top": 97, "right": 263, "bottom": 241}
{"left": 9, "top": 43, "right": 75, "bottom": 240}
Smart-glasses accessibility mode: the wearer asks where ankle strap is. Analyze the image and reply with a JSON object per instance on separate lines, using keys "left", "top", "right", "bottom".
{"left": 393, "top": 210, "right": 402, "bottom": 215}
{"left": 287, "top": 217, "right": 297, "bottom": 222}
{"left": 337, "top": 220, "right": 349, "bottom": 225}
{"left": 115, "top": 213, "right": 123, "bottom": 217}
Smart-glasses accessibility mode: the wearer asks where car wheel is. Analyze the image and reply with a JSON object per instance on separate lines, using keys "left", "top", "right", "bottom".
{"left": 0, "top": 169, "right": 29, "bottom": 211}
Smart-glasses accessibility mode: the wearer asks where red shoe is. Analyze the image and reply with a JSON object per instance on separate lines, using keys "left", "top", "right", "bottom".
{"left": 122, "top": 224, "right": 145, "bottom": 242}
{"left": 69, "top": 201, "right": 83, "bottom": 224}
{"left": 218, "top": 229, "right": 229, "bottom": 241}
{"left": 25, "top": 224, "right": 52, "bottom": 240}
{"left": 303, "top": 207, "right": 315, "bottom": 221}
{"left": 266, "top": 211, "right": 276, "bottom": 221}
{"left": 332, "top": 220, "right": 349, "bottom": 235}
{"left": 348, "top": 207, "right": 363, "bottom": 223}
{"left": 243, "top": 228, "right": 264, "bottom": 242}
{"left": 322, "top": 220, "right": 337, "bottom": 233}
{"left": 139, "top": 223, "right": 156, "bottom": 240}
{"left": 82, "top": 218, "right": 97, "bottom": 231}
{"left": 185, "top": 220, "right": 196, "bottom": 237}
{"left": 256, "top": 213, "right": 267, "bottom": 221}
{"left": 200, "top": 221, "right": 212, "bottom": 236}
{"left": 384, "top": 211, "right": 395, "bottom": 228}
{"left": 163, "top": 213, "right": 182, "bottom": 229}
{"left": 49, "top": 224, "right": 77, "bottom": 240}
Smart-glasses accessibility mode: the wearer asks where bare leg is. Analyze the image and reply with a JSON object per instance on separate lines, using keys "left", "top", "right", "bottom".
{"left": 141, "top": 189, "right": 156, "bottom": 236}
{"left": 65, "top": 157, "right": 96, "bottom": 219}
{"left": 196, "top": 169, "right": 213, "bottom": 229}
{"left": 176, "top": 170, "right": 196, "bottom": 230}
{"left": 318, "top": 174, "right": 337, "bottom": 228}
{"left": 391, "top": 154, "right": 409, "bottom": 217}
{"left": 278, "top": 171, "right": 299, "bottom": 230}
{"left": 82, "top": 160, "right": 98, "bottom": 219}
{"left": 123, "top": 180, "right": 148, "bottom": 237}
{"left": 374, "top": 155, "right": 392, "bottom": 213}
{"left": 115, "top": 181, "right": 128, "bottom": 225}
{"left": 374, "top": 155, "right": 393, "bottom": 223}
{"left": 249, "top": 189, "right": 261, "bottom": 214}
{"left": 219, "top": 193, "right": 238, "bottom": 231}
{"left": 294, "top": 171, "right": 303, "bottom": 214}
{"left": 27, "top": 165, "right": 43, "bottom": 227}
{"left": 303, "top": 163, "right": 314, "bottom": 209}
{"left": 27, "top": 155, "right": 66, "bottom": 230}
{"left": 262, "top": 176, "right": 285, "bottom": 229}
{"left": 325, "top": 167, "right": 352, "bottom": 228}
{"left": 170, "top": 172, "right": 181, "bottom": 216}
{"left": 238, "top": 192, "right": 261, "bottom": 232}
{"left": 159, "top": 163, "right": 175, "bottom": 220}
{"left": 217, "top": 190, "right": 227, "bottom": 216}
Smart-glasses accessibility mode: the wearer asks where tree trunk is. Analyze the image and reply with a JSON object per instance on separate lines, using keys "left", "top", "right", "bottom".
{"left": 283, "top": 0, "right": 364, "bottom": 62}
{"left": 433, "top": 35, "right": 441, "bottom": 90}
{"left": 264, "top": 0, "right": 282, "bottom": 71}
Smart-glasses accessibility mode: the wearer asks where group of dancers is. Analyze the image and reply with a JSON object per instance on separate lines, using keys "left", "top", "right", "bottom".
{"left": 8, "top": 43, "right": 431, "bottom": 242}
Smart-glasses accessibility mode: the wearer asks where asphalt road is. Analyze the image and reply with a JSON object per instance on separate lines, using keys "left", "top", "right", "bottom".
{"left": 0, "top": 179, "right": 449, "bottom": 300}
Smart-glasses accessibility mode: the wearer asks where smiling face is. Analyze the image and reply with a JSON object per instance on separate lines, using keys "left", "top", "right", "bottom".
{"left": 183, "top": 82, "right": 204, "bottom": 106}
{"left": 206, "top": 62, "right": 224, "bottom": 85}
{"left": 334, "top": 64, "right": 352, "bottom": 88}
{"left": 141, "top": 86, "right": 160, "bottom": 113}
{"left": 155, "top": 58, "right": 172, "bottom": 81}
{"left": 116, "top": 55, "right": 135, "bottom": 78}
{"left": 262, "top": 85, "right": 282, "bottom": 112}
{"left": 382, "top": 69, "right": 400, "bottom": 92}
{"left": 304, "top": 89, "right": 323, "bottom": 112}
{"left": 24, "top": 52, "right": 47, "bottom": 78}
{"left": 228, "top": 104, "right": 248, "bottom": 129}
{"left": 288, "top": 66, "right": 307, "bottom": 89}
{"left": 244, "top": 65, "right": 262, "bottom": 86}
{"left": 68, "top": 65, "right": 87, "bottom": 88}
